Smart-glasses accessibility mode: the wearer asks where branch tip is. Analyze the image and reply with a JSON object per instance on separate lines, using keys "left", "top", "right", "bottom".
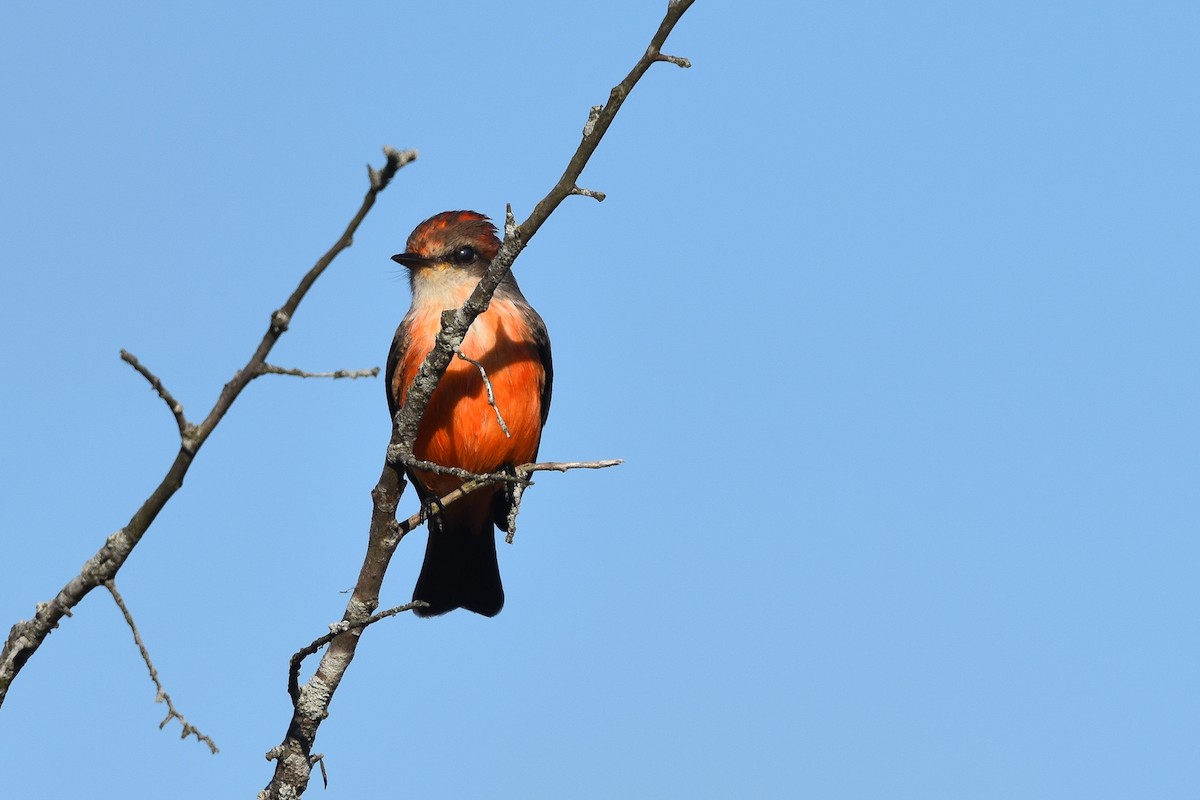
{"left": 504, "top": 204, "right": 517, "bottom": 239}
{"left": 583, "top": 105, "right": 603, "bottom": 137}
{"left": 383, "top": 145, "right": 418, "bottom": 167}
{"left": 571, "top": 186, "right": 606, "bottom": 202}
{"left": 654, "top": 53, "right": 691, "bottom": 68}
{"left": 371, "top": 147, "right": 418, "bottom": 192}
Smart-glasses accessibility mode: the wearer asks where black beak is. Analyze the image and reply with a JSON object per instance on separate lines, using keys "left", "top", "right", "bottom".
{"left": 391, "top": 252, "right": 431, "bottom": 269}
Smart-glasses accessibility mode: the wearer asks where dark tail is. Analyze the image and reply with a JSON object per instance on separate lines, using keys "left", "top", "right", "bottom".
{"left": 412, "top": 500, "right": 504, "bottom": 618}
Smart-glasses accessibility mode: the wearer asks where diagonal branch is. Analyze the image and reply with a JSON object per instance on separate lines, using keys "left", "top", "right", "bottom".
{"left": 387, "top": 1, "right": 694, "bottom": 469}
{"left": 261, "top": 4, "right": 694, "bottom": 797}
{"left": 0, "top": 146, "right": 417, "bottom": 709}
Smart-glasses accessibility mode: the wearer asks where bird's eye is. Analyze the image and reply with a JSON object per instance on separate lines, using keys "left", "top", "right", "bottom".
{"left": 452, "top": 245, "right": 477, "bottom": 265}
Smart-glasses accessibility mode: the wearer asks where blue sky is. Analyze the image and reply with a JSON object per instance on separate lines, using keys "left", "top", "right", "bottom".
{"left": 2, "top": 1, "right": 1198, "bottom": 797}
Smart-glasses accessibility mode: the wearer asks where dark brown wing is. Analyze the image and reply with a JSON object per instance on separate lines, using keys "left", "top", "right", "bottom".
{"left": 518, "top": 302, "right": 553, "bottom": 428}
{"left": 497, "top": 273, "right": 552, "bottom": 428}
{"left": 490, "top": 297, "right": 553, "bottom": 532}
{"left": 384, "top": 317, "right": 410, "bottom": 423}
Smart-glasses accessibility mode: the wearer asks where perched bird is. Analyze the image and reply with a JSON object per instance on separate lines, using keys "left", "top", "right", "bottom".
{"left": 386, "top": 211, "right": 552, "bottom": 617}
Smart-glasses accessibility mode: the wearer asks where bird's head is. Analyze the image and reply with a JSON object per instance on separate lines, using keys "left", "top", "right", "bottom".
{"left": 391, "top": 210, "right": 501, "bottom": 276}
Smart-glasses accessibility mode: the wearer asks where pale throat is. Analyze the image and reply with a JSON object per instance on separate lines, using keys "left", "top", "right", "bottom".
{"left": 407, "top": 266, "right": 519, "bottom": 357}
{"left": 410, "top": 265, "right": 481, "bottom": 311}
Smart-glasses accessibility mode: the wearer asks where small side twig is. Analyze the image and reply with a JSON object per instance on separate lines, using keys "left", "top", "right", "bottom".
{"left": 653, "top": 53, "right": 692, "bottom": 68}
{"left": 311, "top": 754, "right": 329, "bottom": 789}
{"left": 399, "top": 456, "right": 623, "bottom": 488}
{"left": 259, "top": 364, "right": 380, "bottom": 380}
{"left": 104, "top": 580, "right": 218, "bottom": 754}
{"left": 570, "top": 186, "right": 606, "bottom": 202}
{"left": 120, "top": 349, "right": 191, "bottom": 440}
{"left": 453, "top": 346, "right": 510, "bottom": 437}
{"left": 400, "top": 459, "right": 623, "bottom": 540}
{"left": 399, "top": 457, "right": 528, "bottom": 485}
{"left": 287, "top": 601, "right": 428, "bottom": 704}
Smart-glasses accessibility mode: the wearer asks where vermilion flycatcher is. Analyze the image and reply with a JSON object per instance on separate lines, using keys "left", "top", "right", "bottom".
{"left": 387, "top": 210, "right": 552, "bottom": 617}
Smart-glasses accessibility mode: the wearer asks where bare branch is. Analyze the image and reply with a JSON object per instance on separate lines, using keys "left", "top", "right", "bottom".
{"left": 370, "top": 146, "right": 417, "bottom": 190}
{"left": 522, "top": 459, "right": 624, "bottom": 472}
{"left": 396, "top": 456, "right": 623, "bottom": 488}
{"left": 259, "top": 364, "right": 380, "bottom": 380}
{"left": 120, "top": 349, "right": 191, "bottom": 440}
{"left": 388, "top": 0, "right": 696, "bottom": 473}
{"left": 0, "top": 146, "right": 415, "bottom": 708}
{"left": 105, "top": 581, "right": 219, "bottom": 754}
{"left": 398, "top": 457, "right": 527, "bottom": 485}
{"left": 261, "top": 3, "right": 693, "bottom": 794}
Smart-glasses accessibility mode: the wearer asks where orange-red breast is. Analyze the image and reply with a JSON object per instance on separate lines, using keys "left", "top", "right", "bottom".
{"left": 386, "top": 211, "right": 552, "bottom": 617}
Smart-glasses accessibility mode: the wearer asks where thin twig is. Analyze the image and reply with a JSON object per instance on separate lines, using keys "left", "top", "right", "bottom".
{"left": 402, "top": 459, "right": 623, "bottom": 536}
{"left": 312, "top": 755, "right": 329, "bottom": 790}
{"left": 259, "top": 364, "right": 380, "bottom": 380}
{"left": 287, "top": 601, "right": 428, "bottom": 705}
{"left": 119, "top": 349, "right": 191, "bottom": 440}
{"left": 400, "top": 456, "right": 623, "bottom": 488}
{"left": 105, "top": 581, "right": 219, "bottom": 754}
{"left": 401, "top": 458, "right": 528, "bottom": 485}
{"left": 453, "top": 346, "right": 510, "bottom": 437}
{"left": 520, "top": 459, "right": 624, "bottom": 472}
